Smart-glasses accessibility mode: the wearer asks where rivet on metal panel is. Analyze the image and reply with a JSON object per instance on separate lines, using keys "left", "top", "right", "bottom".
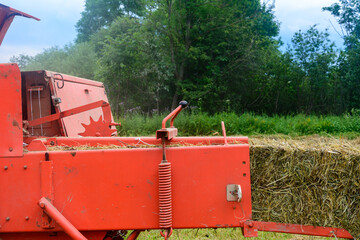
{"left": 50, "top": 141, "right": 55, "bottom": 146}
{"left": 248, "top": 222, "right": 254, "bottom": 228}
{"left": 4, "top": 166, "right": 8, "bottom": 170}
{"left": 5, "top": 217, "right": 10, "bottom": 221}
{"left": 9, "top": 147, "right": 13, "bottom": 152}
{"left": 24, "top": 165, "right": 28, "bottom": 170}
{"left": 39, "top": 202, "right": 46, "bottom": 209}
{"left": 25, "top": 216, "right": 30, "bottom": 221}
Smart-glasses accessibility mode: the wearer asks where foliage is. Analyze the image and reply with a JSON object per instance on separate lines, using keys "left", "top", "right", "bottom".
{"left": 324, "top": 0, "right": 360, "bottom": 112}
{"left": 92, "top": 16, "right": 173, "bottom": 116}
{"left": 286, "top": 26, "right": 338, "bottom": 113}
{"left": 10, "top": 0, "right": 360, "bottom": 116}
{"left": 117, "top": 112, "right": 360, "bottom": 138}
{"left": 10, "top": 42, "right": 97, "bottom": 79}
{"left": 76, "top": 0, "right": 146, "bottom": 42}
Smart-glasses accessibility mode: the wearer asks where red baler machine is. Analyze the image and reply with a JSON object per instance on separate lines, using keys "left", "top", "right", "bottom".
{"left": 0, "top": 4, "right": 354, "bottom": 240}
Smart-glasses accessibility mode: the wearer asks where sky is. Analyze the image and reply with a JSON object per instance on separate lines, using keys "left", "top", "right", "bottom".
{"left": 0, "top": 0, "right": 343, "bottom": 63}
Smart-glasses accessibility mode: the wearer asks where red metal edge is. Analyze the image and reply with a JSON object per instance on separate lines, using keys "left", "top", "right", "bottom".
{"left": 0, "top": 4, "right": 39, "bottom": 46}
{"left": 27, "top": 139, "right": 47, "bottom": 151}
{"left": 243, "top": 221, "right": 354, "bottom": 239}
{"left": 37, "top": 136, "right": 249, "bottom": 147}
{"left": 0, "top": 63, "right": 23, "bottom": 157}
{"left": 4, "top": 5, "right": 40, "bottom": 21}
{"left": 45, "top": 70, "right": 105, "bottom": 87}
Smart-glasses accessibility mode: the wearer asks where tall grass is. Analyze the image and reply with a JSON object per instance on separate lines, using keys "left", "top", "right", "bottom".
{"left": 117, "top": 112, "right": 360, "bottom": 138}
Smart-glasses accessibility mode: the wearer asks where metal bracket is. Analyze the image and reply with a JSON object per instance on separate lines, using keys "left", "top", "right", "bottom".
{"left": 243, "top": 221, "right": 258, "bottom": 237}
{"left": 40, "top": 155, "right": 55, "bottom": 228}
{"left": 227, "top": 184, "right": 242, "bottom": 202}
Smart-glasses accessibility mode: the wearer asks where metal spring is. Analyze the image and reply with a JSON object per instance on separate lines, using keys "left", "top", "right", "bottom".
{"left": 159, "top": 162, "right": 172, "bottom": 228}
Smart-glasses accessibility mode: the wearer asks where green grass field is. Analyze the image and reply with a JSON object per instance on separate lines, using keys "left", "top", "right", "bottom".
{"left": 117, "top": 112, "right": 360, "bottom": 138}
{"left": 135, "top": 228, "right": 333, "bottom": 240}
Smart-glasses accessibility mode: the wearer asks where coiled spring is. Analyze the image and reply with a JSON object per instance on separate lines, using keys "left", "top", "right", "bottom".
{"left": 159, "top": 161, "right": 172, "bottom": 228}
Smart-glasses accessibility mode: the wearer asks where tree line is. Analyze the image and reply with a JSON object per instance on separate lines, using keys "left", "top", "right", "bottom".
{"left": 11, "top": 0, "right": 360, "bottom": 116}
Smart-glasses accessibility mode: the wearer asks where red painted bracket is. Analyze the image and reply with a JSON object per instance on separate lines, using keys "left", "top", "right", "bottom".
{"left": 156, "top": 101, "right": 188, "bottom": 140}
{"left": 40, "top": 157, "right": 55, "bottom": 228}
{"left": 241, "top": 221, "right": 353, "bottom": 239}
{"left": 27, "top": 139, "right": 47, "bottom": 151}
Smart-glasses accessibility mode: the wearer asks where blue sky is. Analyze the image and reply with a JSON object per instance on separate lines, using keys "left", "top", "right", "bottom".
{"left": 0, "top": 0, "right": 343, "bottom": 63}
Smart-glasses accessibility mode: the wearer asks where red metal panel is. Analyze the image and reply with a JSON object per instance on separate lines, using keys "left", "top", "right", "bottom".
{"left": 0, "top": 231, "right": 107, "bottom": 240}
{"left": 0, "top": 144, "right": 251, "bottom": 233}
{"left": 48, "top": 72, "right": 114, "bottom": 137}
{"left": 0, "top": 64, "right": 23, "bottom": 157}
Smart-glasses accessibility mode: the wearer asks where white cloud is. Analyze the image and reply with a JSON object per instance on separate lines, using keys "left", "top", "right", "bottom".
{"left": 0, "top": 44, "right": 48, "bottom": 63}
{"left": 0, "top": 0, "right": 85, "bottom": 21}
{"left": 0, "top": 1, "right": 84, "bottom": 62}
{"left": 268, "top": 0, "right": 344, "bottom": 47}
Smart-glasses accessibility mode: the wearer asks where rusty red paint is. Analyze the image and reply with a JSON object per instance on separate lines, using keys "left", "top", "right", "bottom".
{"left": 0, "top": 64, "right": 22, "bottom": 157}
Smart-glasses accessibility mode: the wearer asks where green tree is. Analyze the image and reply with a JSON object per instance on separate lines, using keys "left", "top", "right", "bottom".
{"left": 286, "top": 26, "right": 338, "bottom": 113}
{"left": 10, "top": 42, "right": 97, "bottom": 80}
{"left": 93, "top": 17, "right": 173, "bottom": 116}
{"left": 324, "top": 0, "right": 360, "bottom": 111}
{"left": 76, "top": 0, "right": 146, "bottom": 42}
{"left": 149, "top": 0, "right": 279, "bottom": 112}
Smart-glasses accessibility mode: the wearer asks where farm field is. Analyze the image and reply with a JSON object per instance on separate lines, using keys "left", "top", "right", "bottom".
{"left": 117, "top": 112, "right": 360, "bottom": 138}
{"left": 136, "top": 228, "right": 332, "bottom": 240}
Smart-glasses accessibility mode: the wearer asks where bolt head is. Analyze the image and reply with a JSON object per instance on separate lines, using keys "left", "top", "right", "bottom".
{"left": 39, "top": 202, "right": 46, "bottom": 208}
{"left": 5, "top": 217, "right": 10, "bottom": 221}
{"left": 23, "top": 165, "right": 28, "bottom": 169}
{"left": 25, "top": 216, "right": 29, "bottom": 221}
{"left": 9, "top": 147, "right": 13, "bottom": 152}
{"left": 4, "top": 166, "right": 8, "bottom": 170}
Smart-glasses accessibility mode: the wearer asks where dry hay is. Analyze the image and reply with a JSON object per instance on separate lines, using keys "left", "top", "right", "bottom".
{"left": 250, "top": 136, "right": 360, "bottom": 239}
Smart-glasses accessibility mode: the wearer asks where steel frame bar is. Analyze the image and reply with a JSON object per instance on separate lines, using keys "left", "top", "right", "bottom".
{"left": 126, "top": 230, "right": 143, "bottom": 240}
{"left": 38, "top": 197, "right": 87, "bottom": 240}
{"left": 28, "top": 100, "right": 110, "bottom": 127}
{"left": 243, "top": 221, "right": 353, "bottom": 239}
{"left": 161, "top": 105, "right": 182, "bottom": 129}
{"left": 39, "top": 136, "right": 249, "bottom": 147}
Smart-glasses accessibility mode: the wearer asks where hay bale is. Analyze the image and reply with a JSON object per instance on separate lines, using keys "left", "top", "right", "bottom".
{"left": 250, "top": 136, "right": 360, "bottom": 239}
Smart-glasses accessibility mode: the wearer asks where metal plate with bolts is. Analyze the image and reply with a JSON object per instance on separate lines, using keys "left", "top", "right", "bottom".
{"left": 227, "top": 184, "right": 242, "bottom": 202}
